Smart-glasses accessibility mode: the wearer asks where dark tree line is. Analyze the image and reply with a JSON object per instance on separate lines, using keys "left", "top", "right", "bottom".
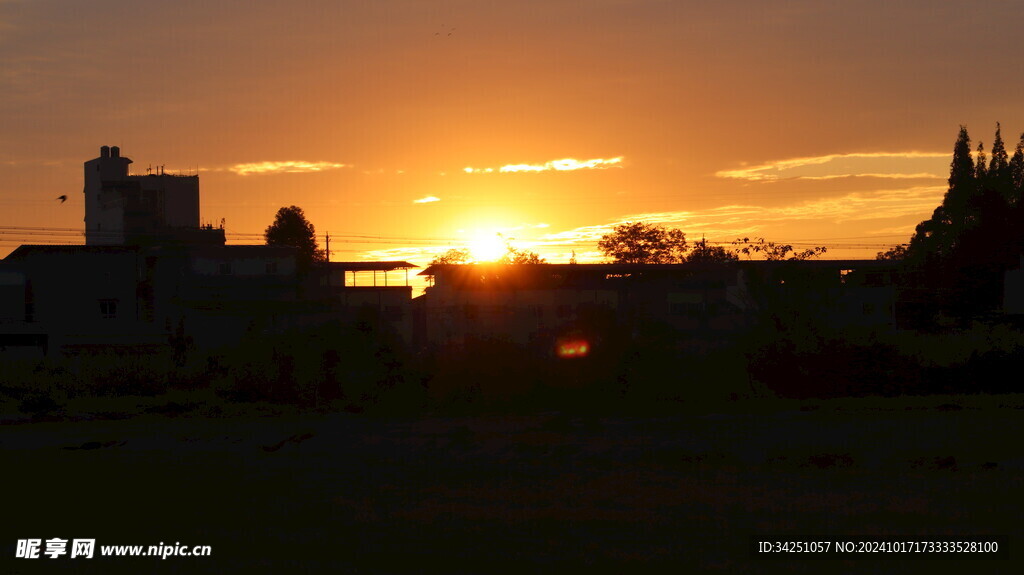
{"left": 894, "top": 124, "right": 1024, "bottom": 318}
{"left": 597, "top": 222, "right": 825, "bottom": 264}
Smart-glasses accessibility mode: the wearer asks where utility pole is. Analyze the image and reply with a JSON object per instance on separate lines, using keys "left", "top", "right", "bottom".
{"left": 325, "top": 232, "right": 330, "bottom": 262}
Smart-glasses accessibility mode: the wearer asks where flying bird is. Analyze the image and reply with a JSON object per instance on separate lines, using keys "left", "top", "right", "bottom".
{"left": 56, "top": 195, "right": 67, "bottom": 203}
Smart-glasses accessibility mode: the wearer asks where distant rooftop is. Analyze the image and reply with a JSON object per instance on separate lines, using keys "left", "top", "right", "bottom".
{"left": 419, "top": 260, "right": 897, "bottom": 276}
{"left": 328, "top": 261, "right": 418, "bottom": 272}
{"left": 4, "top": 245, "right": 139, "bottom": 260}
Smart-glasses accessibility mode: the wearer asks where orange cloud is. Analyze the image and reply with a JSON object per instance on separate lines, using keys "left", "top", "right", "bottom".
{"left": 716, "top": 152, "right": 948, "bottom": 182}
{"left": 230, "top": 161, "right": 350, "bottom": 176}
{"left": 463, "top": 156, "right": 623, "bottom": 174}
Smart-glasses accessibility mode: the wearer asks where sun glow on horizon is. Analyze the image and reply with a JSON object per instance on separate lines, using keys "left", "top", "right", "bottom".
{"left": 467, "top": 231, "right": 507, "bottom": 262}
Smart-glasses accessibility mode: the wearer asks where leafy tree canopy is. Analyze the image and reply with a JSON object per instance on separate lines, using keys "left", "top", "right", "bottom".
{"left": 598, "top": 222, "right": 688, "bottom": 263}
{"left": 431, "top": 242, "right": 545, "bottom": 265}
{"left": 431, "top": 248, "right": 472, "bottom": 265}
{"left": 687, "top": 237, "right": 739, "bottom": 263}
{"left": 732, "top": 237, "right": 826, "bottom": 261}
{"left": 498, "top": 245, "right": 546, "bottom": 264}
{"left": 264, "top": 206, "right": 325, "bottom": 265}
{"left": 876, "top": 244, "right": 908, "bottom": 261}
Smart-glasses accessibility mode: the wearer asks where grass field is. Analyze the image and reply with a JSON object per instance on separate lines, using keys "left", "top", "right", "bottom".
{"left": 2, "top": 394, "right": 1022, "bottom": 573}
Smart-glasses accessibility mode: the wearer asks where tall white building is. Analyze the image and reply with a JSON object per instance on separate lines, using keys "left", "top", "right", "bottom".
{"left": 83, "top": 145, "right": 204, "bottom": 245}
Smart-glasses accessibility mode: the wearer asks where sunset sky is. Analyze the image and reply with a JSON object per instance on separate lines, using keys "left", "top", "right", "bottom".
{"left": 3, "top": 0, "right": 1024, "bottom": 268}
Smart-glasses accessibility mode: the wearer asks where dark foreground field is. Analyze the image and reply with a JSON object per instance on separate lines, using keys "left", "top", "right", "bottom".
{"left": 2, "top": 395, "right": 1022, "bottom": 573}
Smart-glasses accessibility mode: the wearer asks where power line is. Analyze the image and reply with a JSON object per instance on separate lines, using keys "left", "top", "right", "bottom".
{"left": 0, "top": 225, "right": 910, "bottom": 251}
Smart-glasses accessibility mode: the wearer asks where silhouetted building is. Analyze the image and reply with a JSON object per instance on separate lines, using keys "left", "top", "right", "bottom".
{"left": 0, "top": 147, "right": 420, "bottom": 360}
{"left": 416, "top": 260, "right": 900, "bottom": 350}
{"left": 416, "top": 263, "right": 749, "bottom": 350}
{"left": 0, "top": 262, "right": 46, "bottom": 358}
{"left": 2, "top": 245, "right": 167, "bottom": 358}
{"left": 84, "top": 145, "right": 224, "bottom": 246}
{"left": 1, "top": 242, "right": 417, "bottom": 357}
{"left": 309, "top": 261, "right": 417, "bottom": 342}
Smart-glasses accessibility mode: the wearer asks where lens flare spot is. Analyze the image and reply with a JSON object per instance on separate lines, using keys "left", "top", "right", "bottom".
{"left": 557, "top": 339, "right": 590, "bottom": 358}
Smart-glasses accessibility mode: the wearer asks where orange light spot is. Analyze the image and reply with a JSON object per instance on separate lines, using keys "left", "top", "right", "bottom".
{"left": 557, "top": 339, "right": 590, "bottom": 359}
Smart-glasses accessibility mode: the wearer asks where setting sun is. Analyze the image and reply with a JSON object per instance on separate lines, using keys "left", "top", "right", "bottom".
{"left": 468, "top": 231, "right": 507, "bottom": 262}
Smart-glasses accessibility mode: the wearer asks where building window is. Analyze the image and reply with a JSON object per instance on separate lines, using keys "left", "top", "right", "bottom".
{"left": 266, "top": 261, "right": 278, "bottom": 275}
{"left": 219, "top": 262, "right": 233, "bottom": 275}
{"left": 99, "top": 299, "right": 118, "bottom": 319}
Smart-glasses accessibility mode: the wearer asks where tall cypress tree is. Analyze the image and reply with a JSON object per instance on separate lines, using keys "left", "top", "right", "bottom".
{"left": 903, "top": 125, "right": 1024, "bottom": 321}
{"left": 989, "top": 123, "right": 1009, "bottom": 178}
{"left": 942, "top": 126, "right": 976, "bottom": 230}
{"left": 974, "top": 141, "right": 988, "bottom": 184}
{"left": 1009, "top": 131, "right": 1024, "bottom": 205}
{"left": 986, "top": 123, "right": 1013, "bottom": 206}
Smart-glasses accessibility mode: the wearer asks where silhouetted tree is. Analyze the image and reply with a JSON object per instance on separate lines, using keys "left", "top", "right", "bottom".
{"left": 989, "top": 123, "right": 1009, "bottom": 180}
{"left": 900, "top": 124, "right": 1023, "bottom": 319}
{"left": 876, "top": 244, "right": 907, "bottom": 261}
{"left": 943, "top": 125, "right": 977, "bottom": 230}
{"left": 906, "top": 126, "right": 975, "bottom": 267}
{"left": 686, "top": 237, "right": 738, "bottom": 263}
{"left": 431, "top": 248, "right": 471, "bottom": 265}
{"left": 264, "top": 206, "right": 325, "bottom": 266}
{"left": 598, "top": 222, "right": 688, "bottom": 263}
{"left": 1010, "top": 132, "right": 1024, "bottom": 204}
{"left": 974, "top": 141, "right": 988, "bottom": 182}
{"left": 732, "top": 237, "right": 826, "bottom": 260}
{"left": 498, "top": 245, "right": 546, "bottom": 264}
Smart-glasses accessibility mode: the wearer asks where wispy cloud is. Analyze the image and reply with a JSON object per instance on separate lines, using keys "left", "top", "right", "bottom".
{"left": 793, "top": 172, "right": 944, "bottom": 181}
{"left": 716, "top": 152, "right": 948, "bottom": 182}
{"left": 363, "top": 245, "right": 447, "bottom": 262}
{"left": 230, "top": 161, "right": 350, "bottom": 176}
{"left": 525, "top": 185, "right": 945, "bottom": 255}
{"left": 413, "top": 196, "right": 440, "bottom": 204}
{"left": 464, "top": 156, "right": 623, "bottom": 174}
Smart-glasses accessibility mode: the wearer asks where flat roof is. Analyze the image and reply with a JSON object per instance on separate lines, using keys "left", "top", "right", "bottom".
{"left": 419, "top": 260, "right": 897, "bottom": 276}
{"left": 328, "top": 261, "right": 418, "bottom": 272}
{"left": 4, "top": 245, "right": 139, "bottom": 260}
